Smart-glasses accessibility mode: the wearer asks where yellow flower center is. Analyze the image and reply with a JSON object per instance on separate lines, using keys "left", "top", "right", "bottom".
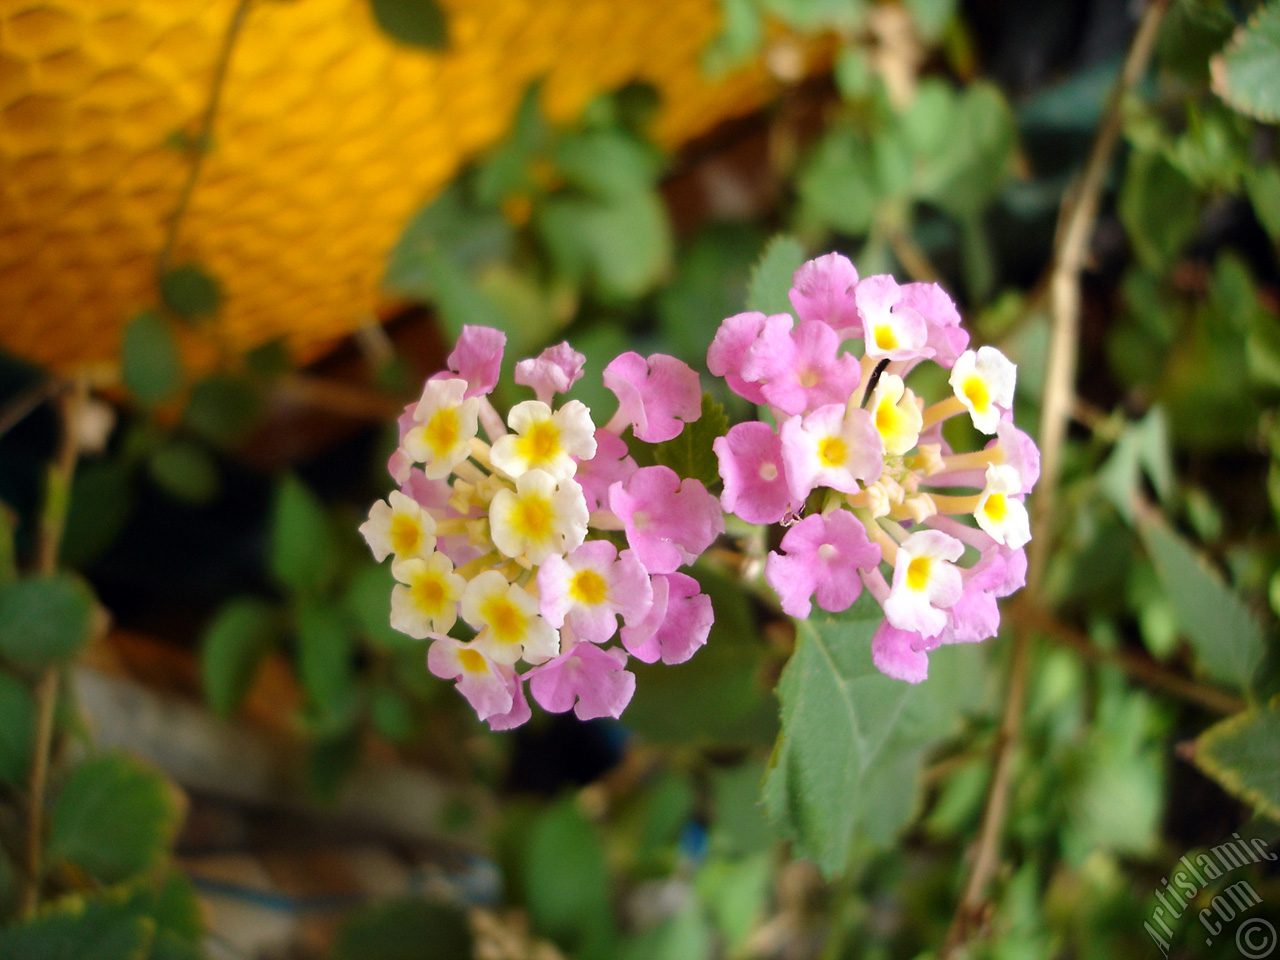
{"left": 873, "top": 324, "right": 898, "bottom": 352}
{"left": 458, "top": 648, "right": 487, "bottom": 673}
{"left": 411, "top": 573, "right": 446, "bottom": 612}
{"left": 961, "top": 374, "right": 989, "bottom": 413}
{"left": 984, "top": 492, "right": 1007, "bottom": 523}
{"left": 798, "top": 368, "right": 821, "bottom": 388}
{"left": 512, "top": 494, "right": 553, "bottom": 541}
{"left": 481, "top": 595, "right": 526, "bottom": 645}
{"left": 390, "top": 513, "right": 421, "bottom": 556}
{"left": 569, "top": 569, "right": 609, "bottom": 606}
{"left": 906, "top": 555, "right": 932, "bottom": 592}
{"left": 424, "top": 407, "right": 460, "bottom": 457}
{"left": 516, "top": 419, "right": 562, "bottom": 467}
{"left": 817, "top": 436, "right": 848, "bottom": 468}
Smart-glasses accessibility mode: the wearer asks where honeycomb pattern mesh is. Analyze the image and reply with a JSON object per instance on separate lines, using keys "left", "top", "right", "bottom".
{"left": 0, "top": 0, "right": 782, "bottom": 370}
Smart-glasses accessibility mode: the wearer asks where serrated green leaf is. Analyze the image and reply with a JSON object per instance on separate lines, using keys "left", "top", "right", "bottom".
{"left": 1139, "top": 518, "right": 1264, "bottom": 688}
{"left": 0, "top": 671, "right": 33, "bottom": 787}
{"left": 147, "top": 441, "right": 218, "bottom": 505}
{"left": 200, "top": 597, "right": 279, "bottom": 717}
{"left": 1195, "top": 705, "right": 1280, "bottom": 820}
{"left": 762, "top": 594, "right": 983, "bottom": 875}
{"left": 798, "top": 128, "right": 880, "bottom": 237}
{"left": 746, "top": 235, "right": 805, "bottom": 317}
{"left": 334, "top": 898, "right": 470, "bottom": 960}
{"left": 121, "top": 312, "right": 182, "bottom": 408}
{"left": 0, "top": 892, "right": 153, "bottom": 960}
{"left": 49, "top": 754, "right": 182, "bottom": 885}
{"left": 652, "top": 394, "right": 728, "bottom": 491}
{"left": 0, "top": 573, "right": 95, "bottom": 671}
{"left": 158, "top": 264, "right": 221, "bottom": 322}
{"left": 523, "top": 798, "right": 615, "bottom": 960}
{"left": 270, "top": 477, "right": 339, "bottom": 596}
{"left": 554, "top": 130, "right": 664, "bottom": 200}
{"left": 383, "top": 185, "right": 514, "bottom": 298}
{"left": 1211, "top": 2, "right": 1280, "bottom": 122}
{"left": 368, "top": 0, "right": 448, "bottom": 50}
{"left": 537, "top": 189, "right": 672, "bottom": 302}
{"left": 182, "top": 374, "right": 263, "bottom": 448}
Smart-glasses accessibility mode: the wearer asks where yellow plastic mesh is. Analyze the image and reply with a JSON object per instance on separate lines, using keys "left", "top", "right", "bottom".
{"left": 0, "top": 0, "right": 783, "bottom": 371}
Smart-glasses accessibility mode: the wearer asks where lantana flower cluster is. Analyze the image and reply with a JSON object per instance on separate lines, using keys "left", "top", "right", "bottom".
{"left": 709, "top": 252, "right": 1039, "bottom": 683}
{"left": 361, "top": 326, "right": 722, "bottom": 729}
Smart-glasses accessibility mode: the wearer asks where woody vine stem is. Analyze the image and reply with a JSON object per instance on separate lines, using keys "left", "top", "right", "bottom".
{"left": 942, "top": 0, "right": 1173, "bottom": 952}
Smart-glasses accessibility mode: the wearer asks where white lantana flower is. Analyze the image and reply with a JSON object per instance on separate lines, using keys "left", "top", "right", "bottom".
{"left": 403, "top": 378, "right": 480, "bottom": 479}
{"left": 949, "top": 347, "right": 1016, "bottom": 435}
{"left": 359, "top": 489, "right": 437, "bottom": 563}
{"left": 489, "top": 399, "right": 597, "bottom": 481}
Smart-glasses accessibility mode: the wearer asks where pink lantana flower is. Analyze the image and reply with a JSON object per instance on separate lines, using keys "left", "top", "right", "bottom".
{"left": 742, "top": 316, "right": 863, "bottom": 416}
{"left": 609, "top": 466, "right": 725, "bottom": 575}
{"left": 899, "top": 282, "right": 968, "bottom": 368}
{"left": 713, "top": 421, "right": 795, "bottom": 525}
{"left": 573, "top": 428, "right": 637, "bottom": 512}
{"left": 764, "top": 511, "right": 882, "bottom": 619}
{"left": 514, "top": 342, "right": 586, "bottom": 403}
{"left": 620, "top": 572, "right": 714, "bottom": 664}
{"left": 855, "top": 275, "right": 931, "bottom": 362}
{"left": 780, "top": 403, "right": 883, "bottom": 501}
{"left": 427, "top": 637, "right": 515, "bottom": 721}
{"left": 789, "top": 252, "right": 861, "bottom": 336}
{"left": 528, "top": 643, "right": 636, "bottom": 721}
{"left": 445, "top": 324, "right": 506, "bottom": 398}
{"left": 708, "top": 312, "right": 772, "bottom": 405}
{"left": 537, "top": 541, "right": 652, "bottom": 644}
{"left": 603, "top": 352, "right": 702, "bottom": 443}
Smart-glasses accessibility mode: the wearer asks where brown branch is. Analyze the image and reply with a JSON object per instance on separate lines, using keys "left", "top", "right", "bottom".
{"left": 1015, "top": 604, "right": 1244, "bottom": 716}
{"left": 22, "top": 379, "right": 88, "bottom": 918}
{"left": 942, "top": 1, "right": 1172, "bottom": 953}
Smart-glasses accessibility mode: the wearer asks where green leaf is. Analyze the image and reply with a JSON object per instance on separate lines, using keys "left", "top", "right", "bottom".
{"left": 49, "top": 754, "right": 182, "bottom": 885}
{"left": 1194, "top": 704, "right": 1280, "bottom": 820}
{"left": 553, "top": 130, "right": 664, "bottom": 201}
{"left": 121, "top": 311, "right": 182, "bottom": 408}
{"left": 270, "top": 476, "right": 339, "bottom": 596}
{"left": 904, "top": 0, "right": 955, "bottom": 41}
{"left": 652, "top": 394, "right": 728, "bottom": 491}
{"left": 0, "top": 893, "right": 153, "bottom": 960}
{"left": 1120, "top": 150, "right": 1200, "bottom": 268}
{"left": 296, "top": 603, "right": 358, "bottom": 735}
{"left": 702, "top": 0, "right": 764, "bottom": 76}
{"left": 745, "top": 234, "right": 805, "bottom": 317}
{"left": 368, "top": 0, "right": 448, "bottom": 50}
{"left": 656, "top": 224, "right": 763, "bottom": 362}
{"left": 0, "top": 573, "right": 95, "bottom": 671}
{"left": 383, "top": 185, "right": 514, "bottom": 298}
{"left": 474, "top": 84, "right": 553, "bottom": 207}
{"left": 1139, "top": 518, "right": 1264, "bottom": 688}
{"left": 345, "top": 562, "right": 414, "bottom": 652}
{"left": 537, "top": 188, "right": 673, "bottom": 302}
{"left": 0, "top": 671, "right": 34, "bottom": 787}
{"left": 147, "top": 441, "right": 218, "bottom": 505}
{"left": 909, "top": 81, "right": 1016, "bottom": 217}
{"left": 523, "top": 798, "right": 615, "bottom": 960}
{"left": 335, "top": 898, "right": 470, "bottom": 960}
{"left": 183, "top": 374, "right": 263, "bottom": 448}
{"left": 62, "top": 460, "right": 135, "bottom": 567}
{"left": 158, "top": 264, "right": 221, "bottom": 322}
{"left": 761, "top": 595, "right": 984, "bottom": 875}
{"left": 370, "top": 684, "right": 415, "bottom": 743}
{"left": 200, "top": 597, "right": 279, "bottom": 717}
{"left": 797, "top": 129, "right": 879, "bottom": 236}
{"left": 621, "top": 898, "right": 711, "bottom": 960}
{"left": 1246, "top": 164, "right": 1280, "bottom": 243}
{"left": 1211, "top": 2, "right": 1280, "bottom": 122}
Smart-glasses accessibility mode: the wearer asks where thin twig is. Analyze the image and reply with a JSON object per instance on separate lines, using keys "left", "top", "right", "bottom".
{"left": 887, "top": 228, "right": 942, "bottom": 284}
{"left": 157, "top": 0, "right": 254, "bottom": 278}
{"left": 0, "top": 380, "right": 64, "bottom": 442}
{"left": 1014, "top": 604, "right": 1244, "bottom": 716}
{"left": 22, "top": 379, "right": 88, "bottom": 918}
{"left": 941, "top": 1, "right": 1172, "bottom": 953}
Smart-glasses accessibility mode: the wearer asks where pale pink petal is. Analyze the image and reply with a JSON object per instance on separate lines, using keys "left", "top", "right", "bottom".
{"left": 447, "top": 325, "right": 506, "bottom": 398}
{"left": 609, "top": 466, "right": 724, "bottom": 574}
{"left": 707, "top": 312, "right": 770, "bottom": 404}
{"left": 603, "top": 352, "right": 702, "bottom": 443}
{"left": 713, "top": 421, "right": 794, "bottom": 524}
{"left": 514, "top": 342, "right": 586, "bottom": 403}
{"left": 789, "top": 253, "right": 860, "bottom": 335}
